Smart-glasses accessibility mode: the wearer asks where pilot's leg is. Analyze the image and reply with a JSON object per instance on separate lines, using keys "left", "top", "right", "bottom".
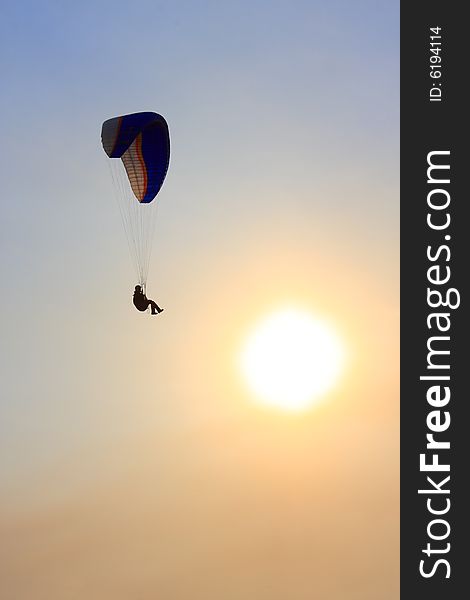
{"left": 149, "top": 300, "right": 163, "bottom": 315}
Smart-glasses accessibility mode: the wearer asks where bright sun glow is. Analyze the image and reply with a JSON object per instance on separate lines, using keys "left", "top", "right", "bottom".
{"left": 239, "top": 308, "right": 345, "bottom": 412}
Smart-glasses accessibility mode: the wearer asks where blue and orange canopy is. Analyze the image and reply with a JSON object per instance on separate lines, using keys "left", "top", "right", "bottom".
{"left": 101, "top": 112, "right": 170, "bottom": 203}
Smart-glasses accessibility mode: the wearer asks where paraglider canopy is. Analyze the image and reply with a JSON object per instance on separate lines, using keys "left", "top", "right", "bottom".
{"left": 101, "top": 112, "right": 170, "bottom": 203}
{"left": 101, "top": 111, "right": 170, "bottom": 288}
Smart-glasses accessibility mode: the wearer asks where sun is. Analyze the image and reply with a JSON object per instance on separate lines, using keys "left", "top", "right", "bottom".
{"left": 239, "top": 308, "right": 345, "bottom": 412}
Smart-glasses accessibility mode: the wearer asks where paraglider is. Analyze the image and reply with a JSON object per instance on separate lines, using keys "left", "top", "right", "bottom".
{"left": 101, "top": 111, "right": 170, "bottom": 314}
{"left": 133, "top": 285, "right": 163, "bottom": 315}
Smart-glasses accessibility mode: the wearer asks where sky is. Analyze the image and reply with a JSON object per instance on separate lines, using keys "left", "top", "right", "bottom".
{"left": 0, "top": 1, "right": 399, "bottom": 598}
